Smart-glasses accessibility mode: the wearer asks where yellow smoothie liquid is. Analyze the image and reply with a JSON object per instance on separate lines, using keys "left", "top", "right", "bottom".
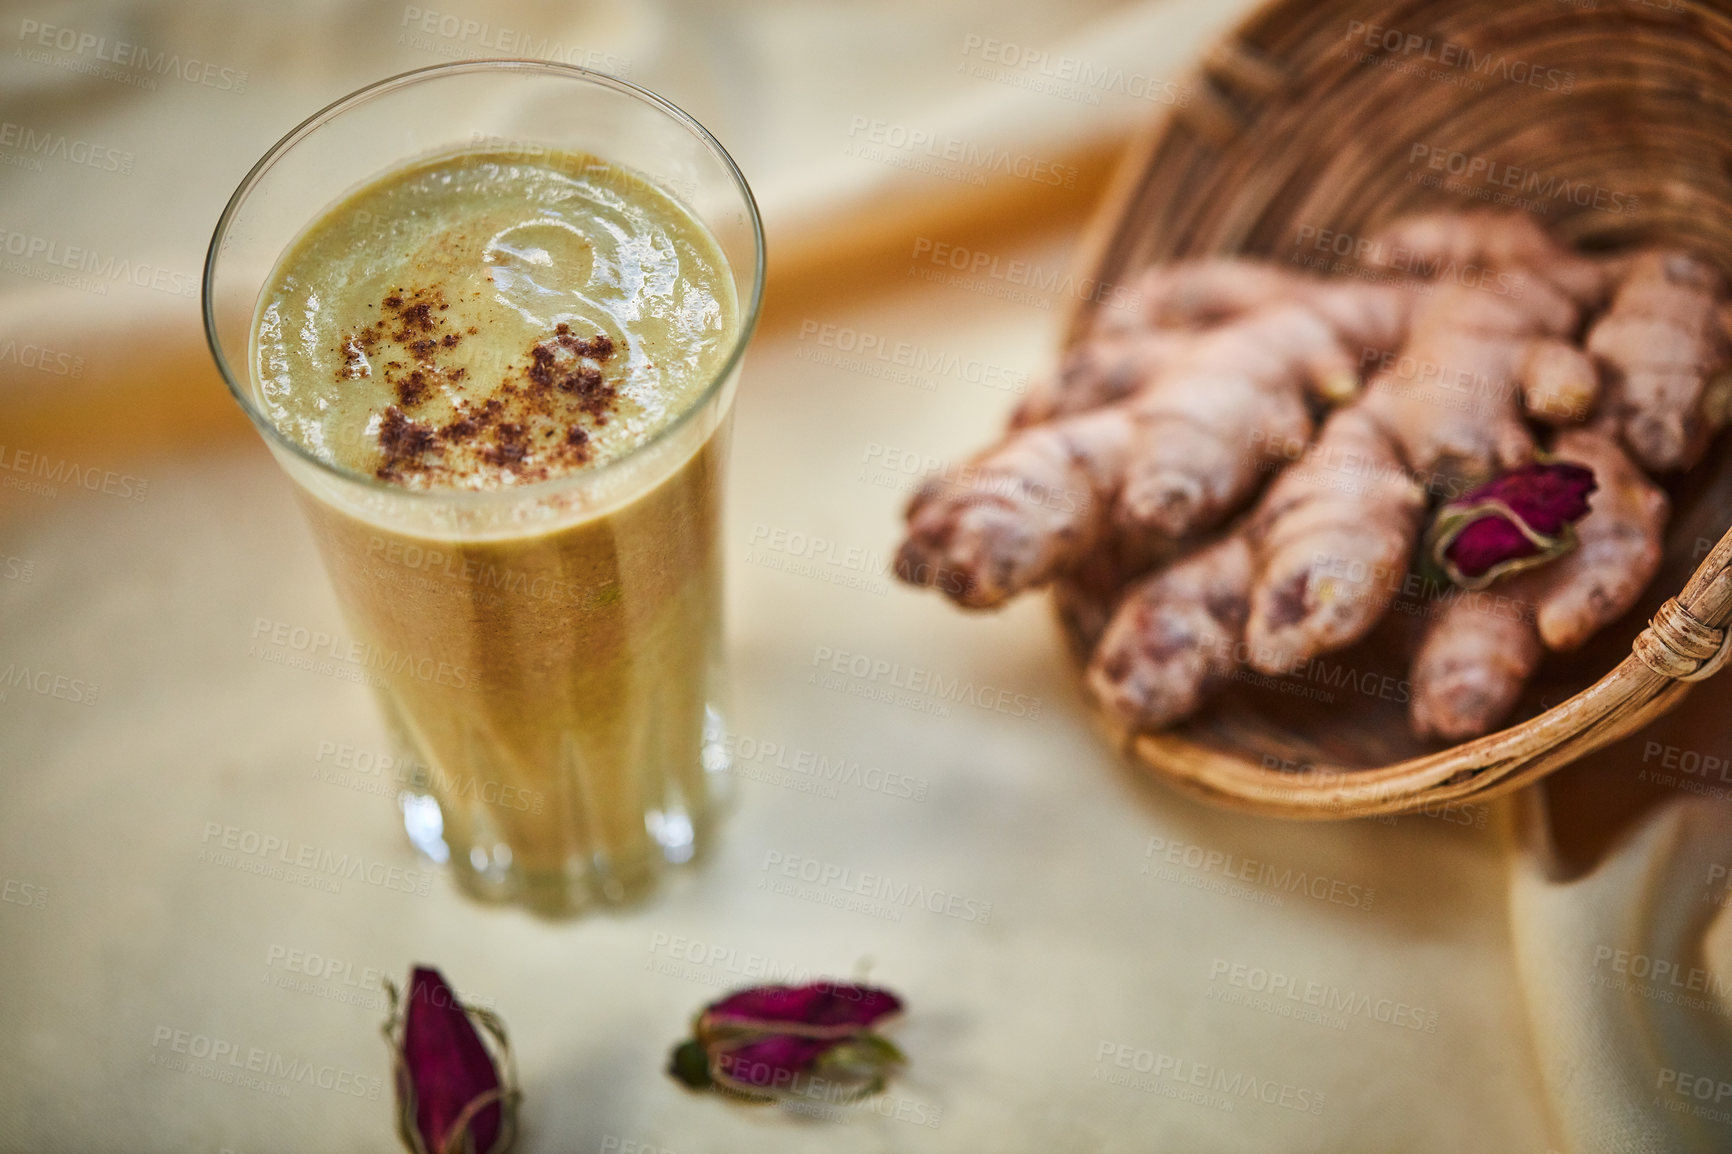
{"left": 251, "top": 147, "right": 738, "bottom": 912}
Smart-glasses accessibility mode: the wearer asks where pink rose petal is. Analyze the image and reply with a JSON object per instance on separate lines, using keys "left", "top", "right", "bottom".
{"left": 402, "top": 967, "right": 502, "bottom": 1154}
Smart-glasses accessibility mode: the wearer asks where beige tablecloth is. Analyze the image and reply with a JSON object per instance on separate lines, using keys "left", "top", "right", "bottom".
{"left": 1, "top": 1, "right": 1729, "bottom": 1151}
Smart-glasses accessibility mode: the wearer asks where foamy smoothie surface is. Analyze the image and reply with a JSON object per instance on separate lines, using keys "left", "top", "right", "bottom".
{"left": 253, "top": 147, "right": 736, "bottom": 489}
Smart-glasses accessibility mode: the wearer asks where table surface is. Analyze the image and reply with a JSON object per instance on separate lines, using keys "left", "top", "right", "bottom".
{"left": 0, "top": 230, "right": 1557, "bottom": 1151}
{"left": 0, "top": 0, "right": 1589, "bottom": 1148}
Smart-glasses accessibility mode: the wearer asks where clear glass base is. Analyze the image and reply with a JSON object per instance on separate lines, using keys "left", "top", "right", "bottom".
{"left": 395, "top": 705, "right": 732, "bottom": 917}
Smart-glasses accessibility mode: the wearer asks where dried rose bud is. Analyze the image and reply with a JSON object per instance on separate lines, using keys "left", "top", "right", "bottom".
{"left": 383, "top": 967, "right": 519, "bottom": 1154}
{"left": 1428, "top": 461, "right": 1597, "bottom": 589}
{"left": 668, "top": 981, "right": 905, "bottom": 1104}
{"left": 704, "top": 983, "right": 903, "bottom": 1034}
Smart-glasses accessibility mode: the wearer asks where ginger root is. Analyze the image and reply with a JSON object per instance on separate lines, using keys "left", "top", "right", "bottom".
{"left": 1587, "top": 250, "right": 1732, "bottom": 472}
{"left": 1357, "top": 212, "right": 1606, "bottom": 484}
{"left": 1087, "top": 536, "right": 1253, "bottom": 730}
{"left": 1011, "top": 330, "right": 1189, "bottom": 428}
{"left": 1016, "top": 258, "right": 1329, "bottom": 426}
{"left": 1241, "top": 406, "right": 1426, "bottom": 671}
{"left": 1373, "top": 210, "right": 1608, "bottom": 304}
{"left": 1086, "top": 221, "right": 1606, "bottom": 724}
{"left": 897, "top": 210, "right": 1706, "bottom": 744}
{"left": 1520, "top": 339, "right": 1599, "bottom": 426}
{"left": 897, "top": 265, "right": 1409, "bottom": 608}
{"left": 1084, "top": 402, "right": 1425, "bottom": 731}
{"left": 1530, "top": 430, "right": 1670, "bottom": 651}
{"left": 1407, "top": 589, "right": 1545, "bottom": 743}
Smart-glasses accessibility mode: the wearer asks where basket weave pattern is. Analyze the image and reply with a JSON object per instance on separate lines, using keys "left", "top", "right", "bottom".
{"left": 1062, "top": 0, "right": 1732, "bottom": 818}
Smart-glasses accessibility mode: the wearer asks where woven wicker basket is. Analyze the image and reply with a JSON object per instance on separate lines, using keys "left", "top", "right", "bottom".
{"left": 1059, "top": 0, "right": 1732, "bottom": 818}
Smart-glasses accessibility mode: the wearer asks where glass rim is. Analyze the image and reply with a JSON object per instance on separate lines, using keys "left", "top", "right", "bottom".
{"left": 201, "top": 58, "right": 765, "bottom": 506}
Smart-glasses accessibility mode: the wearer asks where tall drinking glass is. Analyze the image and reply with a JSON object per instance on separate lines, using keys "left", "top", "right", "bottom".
{"left": 204, "top": 61, "right": 763, "bottom": 915}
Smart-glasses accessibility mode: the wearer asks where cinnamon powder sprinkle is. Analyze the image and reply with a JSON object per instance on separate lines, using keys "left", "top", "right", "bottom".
{"left": 350, "top": 284, "right": 621, "bottom": 485}
{"left": 375, "top": 405, "right": 437, "bottom": 483}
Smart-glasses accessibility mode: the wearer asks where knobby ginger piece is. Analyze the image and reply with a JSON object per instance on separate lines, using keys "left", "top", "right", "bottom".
{"left": 1409, "top": 588, "right": 1545, "bottom": 742}
{"left": 1520, "top": 338, "right": 1599, "bottom": 426}
{"left": 1113, "top": 258, "right": 1309, "bottom": 332}
{"left": 1373, "top": 210, "right": 1609, "bottom": 305}
{"left": 1243, "top": 406, "right": 1426, "bottom": 672}
{"left": 1361, "top": 211, "right": 1612, "bottom": 479}
{"left": 896, "top": 407, "right": 1132, "bottom": 609}
{"left": 1011, "top": 329, "right": 1191, "bottom": 428}
{"left": 1359, "top": 280, "right": 1572, "bottom": 484}
{"left": 1587, "top": 250, "right": 1731, "bottom": 473}
{"left": 1530, "top": 427, "right": 1669, "bottom": 651}
{"left": 1084, "top": 401, "right": 1425, "bottom": 726}
{"left": 896, "top": 273, "right": 1410, "bottom": 608}
{"left": 1086, "top": 536, "right": 1253, "bottom": 731}
{"left": 1111, "top": 303, "right": 1321, "bottom": 538}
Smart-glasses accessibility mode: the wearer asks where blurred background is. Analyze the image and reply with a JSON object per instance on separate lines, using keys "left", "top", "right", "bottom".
{"left": 0, "top": 0, "right": 1224, "bottom": 455}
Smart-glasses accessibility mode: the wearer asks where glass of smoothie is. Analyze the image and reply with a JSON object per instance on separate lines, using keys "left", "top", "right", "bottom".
{"left": 203, "top": 61, "right": 763, "bottom": 915}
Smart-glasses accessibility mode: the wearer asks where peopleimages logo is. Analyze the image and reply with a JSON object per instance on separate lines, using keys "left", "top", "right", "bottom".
{"left": 646, "top": 932, "right": 812, "bottom": 989}
{"left": 0, "top": 338, "right": 84, "bottom": 377}
{"left": 0, "top": 226, "right": 198, "bottom": 298}
{"left": 857, "top": 440, "right": 1082, "bottom": 511}
{"left": 1404, "top": 143, "right": 1637, "bottom": 216}
{"left": 16, "top": 19, "right": 248, "bottom": 92}
{"left": 0, "top": 121, "right": 133, "bottom": 175}
{"left": 249, "top": 617, "right": 478, "bottom": 693}
{"left": 758, "top": 850, "right": 993, "bottom": 925}
{"left": 809, "top": 644, "right": 1042, "bottom": 721}
{"left": 2, "top": 877, "right": 47, "bottom": 910}
{"left": 796, "top": 320, "right": 1029, "bottom": 394}
{"left": 0, "top": 661, "right": 99, "bottom": 707}
{"left": 149, "top": 1025, "right": 382, "bottom": 1099}
{"left": 1290, "top": 223, "right": 1526, "bottom": 298}
{"left": 1342, "top": 20, "right": 1574, "bottom": 92}
{"left": 909, "top": 237, "right": 1140, "bottom": 312}
{"left": 719, "top": 729, "right": 929, "bottom": 802}
{"left": 199, "top": 821, "right": 434, "bottom": 897}
{"left": 958, "top": 34, "right": 1192, "bottom": 108}
{"left": 312, "top": 740, "right": 544, "bottom": 814}
{"left": 0, "top": 444, "right": 148, "bottom": 501}
{"left": 1643, "top": 740, "right": 1732, "bottom": 784}
{"left": 846, "top": 117, "right": 1078, "bottom": 189}
{"left": 398, "top": 7, "right": 632, "bottom": 74}
{"left": 745, "top": 523, "right": 891, "bottom": 597}
{"left": 1591, "top": 945, "right": 1732, "bottom": 1002}
{"left": 364, "top": 535, "right": 605, "bottom": 610}
{"left": 1091, "top": 1042, "right": 1326, "bottom": 1115}
{"left": 1658, "top": 1067, "right": 1732, "bottom": 1106}
{"left": 1143, "top": 836, "right": 1375, "bottom": 911}
{"left": 1206, "top": 959, "right": 1440, "bottom": 1032}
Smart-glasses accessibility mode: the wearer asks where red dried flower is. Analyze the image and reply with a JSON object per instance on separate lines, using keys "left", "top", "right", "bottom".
{"left": 383, "top": 967, "right": 519, "bottom": 1154}
{"left": 668, "top": 981, "right": 905, "bottom": 1104}
{"left": 1427, "top": 460, "right": 1597, "bottom": 589}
